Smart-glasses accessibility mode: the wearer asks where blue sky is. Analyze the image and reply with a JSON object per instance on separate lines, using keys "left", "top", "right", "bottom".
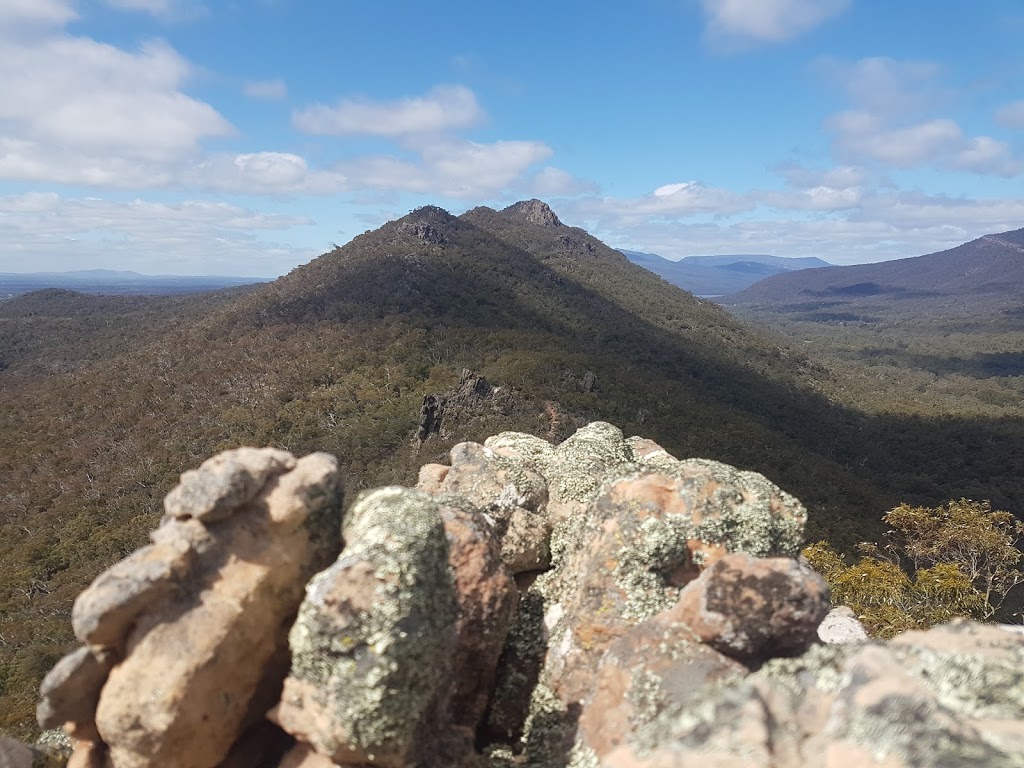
{"left": 1, "top": 0, "right": 1023, "bottom": 276}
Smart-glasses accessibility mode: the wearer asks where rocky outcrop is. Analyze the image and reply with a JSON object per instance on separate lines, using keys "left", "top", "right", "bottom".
{"left": 416, "top": 369, "right": 515, "bottom": 443}
{"left": 27, "top": 424, "right": 1024, "bottom": 768}
{"left": 41, "top": 449, "right": 343, "bottom": 768}
{"left": 502, "top": 199, "right": 562, "bottom": 227}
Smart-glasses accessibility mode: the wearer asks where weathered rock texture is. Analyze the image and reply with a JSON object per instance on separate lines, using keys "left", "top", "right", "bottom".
{"left": 27, "top": 423, "right": 1024, "bottom": 768}
{"left": 42, "top": 449, "right": 343, "bottom": 768}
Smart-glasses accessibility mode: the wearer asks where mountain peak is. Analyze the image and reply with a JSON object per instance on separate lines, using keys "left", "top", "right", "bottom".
{"left": 501, "top": 199, "right": 563, "bottom": 227}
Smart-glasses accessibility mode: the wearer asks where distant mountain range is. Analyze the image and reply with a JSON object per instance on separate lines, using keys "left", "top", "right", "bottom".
{"left": 0, "top": 269, "right": 271, "bottom": 299}
{"left": 724, "top": 228, "right": 1024, "bottom": 320}
{"left": 620, "top": 250, "right": 831, "bottom": 296}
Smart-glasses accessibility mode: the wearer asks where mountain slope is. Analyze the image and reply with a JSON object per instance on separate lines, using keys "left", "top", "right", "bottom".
{"left": 2, "top": 201, "right": 1022, "bottom": 735}
{"left": 622, "top": 249, "right": 830, "bottom": 296}
{"left": 725, "top": 229, "right": 1024, "bottom": 316}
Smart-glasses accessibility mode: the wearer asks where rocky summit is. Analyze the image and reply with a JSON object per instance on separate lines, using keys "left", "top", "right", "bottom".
{"left": 15, "top": 423, "right": 1024, "bottom": 768}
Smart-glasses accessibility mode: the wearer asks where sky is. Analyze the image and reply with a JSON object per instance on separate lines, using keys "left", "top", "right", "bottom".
{"left": 1, "top": 0, "right": 1023, "bottom": 276}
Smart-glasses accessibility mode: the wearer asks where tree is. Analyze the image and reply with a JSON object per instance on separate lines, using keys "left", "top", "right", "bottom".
{"left": 804, "top": 499, "right": 1023, "bottom": 637}
{"left": 882, "top": 499, "right": 1024, "bottom": 620}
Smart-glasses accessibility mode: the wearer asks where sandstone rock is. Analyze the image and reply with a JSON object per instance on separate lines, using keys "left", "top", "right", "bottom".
{"left": 669, "top": 553, "right": 829, "bottom": 664}
{"left": 425, "top": 441, "right": 549, "bottom": 516}
{"left": 273, "top": 487, "right": 458, "bottom": 768}
{"left": 817, "top": 605, "right": 868, "bottom": 644}
{"left": 71, "top": 534, "right": 196, "bottom": 654}
{"left": 277, "top": 744, "right": 342, "bottom": 768}
{"left": 37, "top": 646, "right": 111, "bottom": 739}
{"left": 626, "top": 436, "right": 678, "bottom": 471}
{"left": 163, "top": 447, "right": 297, "bottom": 522}
{"left": 93, "top": 451, "right": 342, "bottom": 768}
{"left": 440, "top": 501, "right": 518, "bottom": 731}
{"left": 490, "top": 433, "right": 809, "bottom": 759}
{"left": 66, "top": 741, "right": 106, "bottom": 768}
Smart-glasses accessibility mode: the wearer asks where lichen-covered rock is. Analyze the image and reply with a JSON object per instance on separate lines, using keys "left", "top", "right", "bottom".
{"left": 37, "top": 646, "right": 111, "bottom": 739}
{"left": 483, "top": 431, "right": 555, "bottom": 467}
{"left": 669, "top": 552, "right": 829, "bottom": 664}
{"left": 273, "top": 487, "right": 458, "bottom": 768}
{"left": 92, "top": 451, "right": 342, "bottom": 768}
{"left": 489, "top": 430, "right": 809, "bottom": 761}
{"left": 605, "top": 621, "right": 1024, "bottom": 768}
{"left": 500, "top": 508, "right": 550, "bottom": 574}
{"left": 440, "top": 501, "right": 518, "bottom": 731}
{"left": 817, "top": 605, "right": 868, "bottom": 644}
{"left": 417, "top": 441, "right": 550, "bottom": 575}
{"left": 573, "top": 612, "right": 746, "bottom": 765}
{"left": 542, "top": 422, "right": 635, "bottom": 524}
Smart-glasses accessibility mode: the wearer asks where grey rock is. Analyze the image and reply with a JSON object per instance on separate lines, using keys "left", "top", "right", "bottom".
{"left": 817, "top": 605, "right": 869, "bottom": 644}
{"left": 273, "top": 487, "right": 458, "bottom": 768}
{"left": 37, "top": 646, "right": 112, "bottom": 737}
{"left": 0, "top": 737, "right": 37, "bottom": 768}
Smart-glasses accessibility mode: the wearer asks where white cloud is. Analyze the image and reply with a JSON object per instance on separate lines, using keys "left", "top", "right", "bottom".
{"left": 0, "top": 0, "right": 76, "bottom": 29}
{"left": 817, "top": 57, "right": 947, "bottom": 116}
{"left": 564, "top": 182, "right": 750, "bottom": 228}
{"left": 701, "top": 0, "right": 849, "bottom": 46}
{"left": 995, "top": 100, "right": 1024, "bottom": 130}
{"left": 243, "top": 78, "right": 287, "bottom": 100}
{"left": 829, "top": 112, "right": 963, "bottom": 166}
{"left": 0, "top": 193, "right": 315, "bottom": 275}
{"left": 578, "top": 189, "right": 1024, "bottom": 267}
{"left": 293, "top": 85, "right": 483, "bottom": 137}
{"left": 525, "top": 167, "right": 599, "bottom": 197}
{"left": 821, "top": 58, "right": 1023, "bottom": 177}
{"left": 101, "top": 0, "right": 206, "bottom": 22}
{"left": 338, "top": 138, "right": 553, "bottom": 198}
{"left": 0, "top": 29, "right": 232, "bottom": 172}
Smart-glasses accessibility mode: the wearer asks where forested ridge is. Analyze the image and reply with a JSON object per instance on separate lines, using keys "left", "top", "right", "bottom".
{"left": 1, "top": 200, "right": 1022, "bottom": 736}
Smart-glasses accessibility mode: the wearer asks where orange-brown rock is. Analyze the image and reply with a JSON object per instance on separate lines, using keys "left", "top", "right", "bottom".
{"left": 87, "top": 450, "right": 342, "bottom": 768}
{"left": 669, "top": 552, "right": 829, "bottom": 664}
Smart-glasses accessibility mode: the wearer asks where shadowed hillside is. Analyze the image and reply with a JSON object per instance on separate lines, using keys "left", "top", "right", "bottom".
{"left": 2, "top": 201, "right": 1023, "bottom": 736}
{"left": 725, "top": 228, "right": 1024, "bottom": 318}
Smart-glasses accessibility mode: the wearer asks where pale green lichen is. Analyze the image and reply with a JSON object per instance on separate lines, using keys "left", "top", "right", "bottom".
{"left": 675, "top": 458, "right": 806, "bottom": 557}
{"left": 896, "top": 644, "right": 1024, "bottom": 720}
{"left": 484, "top": 431, "right": 556, "bottom": 467}
{"left": 545, "top": 422, "right": 637, "bottom": 503}
{"left": 287, "top": 486, "right": 457, "bottom": 759}
{"left": 758, "top": 642, "right": 852, "bottom": 695}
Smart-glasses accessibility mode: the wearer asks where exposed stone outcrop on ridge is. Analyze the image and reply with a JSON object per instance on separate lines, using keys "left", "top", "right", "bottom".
{"left": 19, "top": 423, "right": 1024, "bottom": 768}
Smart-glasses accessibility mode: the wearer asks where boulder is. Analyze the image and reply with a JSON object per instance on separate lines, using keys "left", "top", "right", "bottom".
{"left": 601, "top": 620, "right": 1024, "bottom": 767}
{"left": 37, "top": 646, "right": 111, "bottom": 740}
{"left": 439, "top": 501, "right": 518, "bottom": 731}
{"left": 669, "top": 552, "right": 829, "bottom": 664}
{"left": 89, "top": 450, "right": 342, "bottom": 768}
{"left": 272, "top": 487, "right": 458, "bottom": 768}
